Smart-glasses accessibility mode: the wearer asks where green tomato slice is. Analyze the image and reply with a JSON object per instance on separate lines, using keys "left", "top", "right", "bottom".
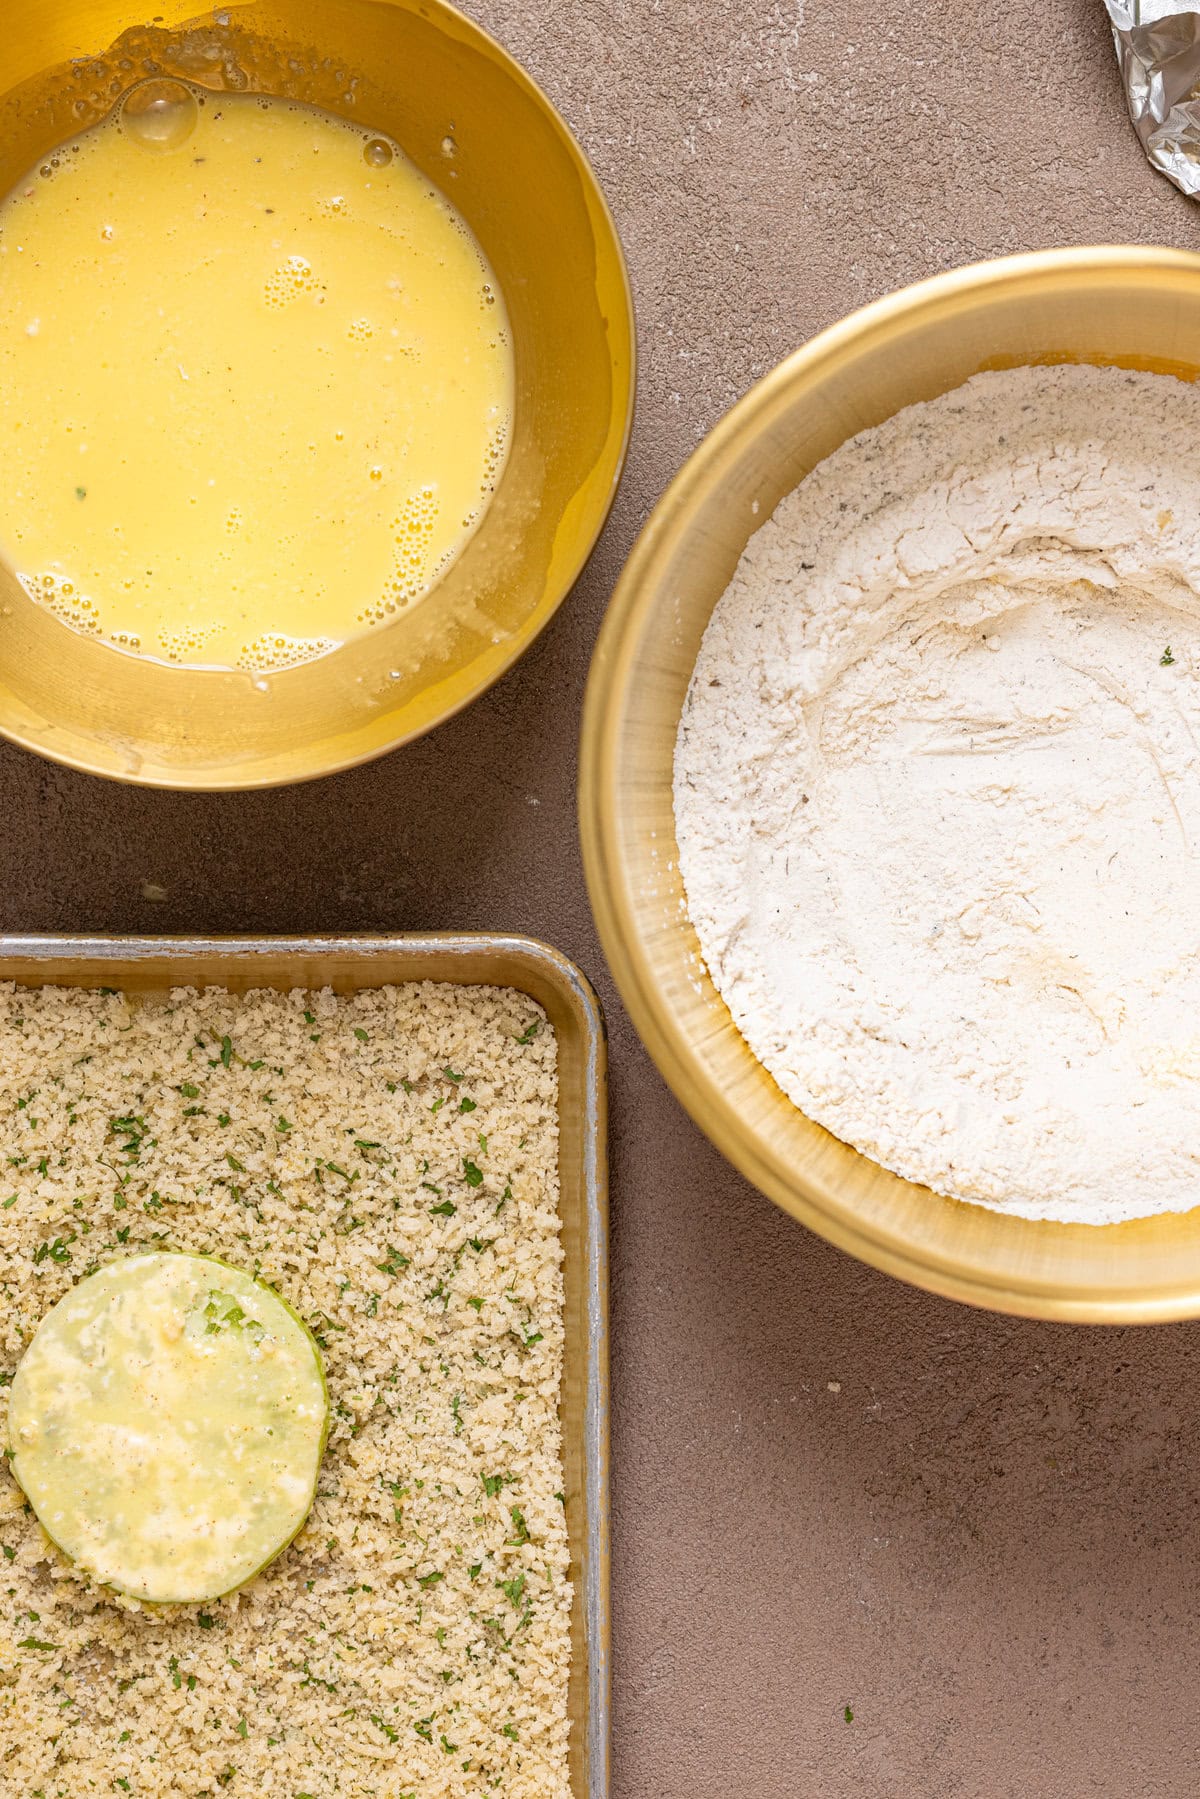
{"left": 8, "top": 1252, "right": 329, "bottom": 1604}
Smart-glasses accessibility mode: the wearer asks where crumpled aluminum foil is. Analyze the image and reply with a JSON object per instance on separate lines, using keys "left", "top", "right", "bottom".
{"left": 1106, "top": 0, "right": 1200, "bottom": 196}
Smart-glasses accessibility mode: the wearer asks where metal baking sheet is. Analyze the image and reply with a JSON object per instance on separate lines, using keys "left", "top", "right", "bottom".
{"left": 0, "top": 932, "right": 610, "bottom": 1799}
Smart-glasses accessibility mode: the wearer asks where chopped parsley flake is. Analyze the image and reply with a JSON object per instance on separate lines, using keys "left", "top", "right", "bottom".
{"left": 33, "top": 1234, "right": 74, "bottom": 1266}
{"left": 109, "top": 1113, "right": 150, "bottom": 1161}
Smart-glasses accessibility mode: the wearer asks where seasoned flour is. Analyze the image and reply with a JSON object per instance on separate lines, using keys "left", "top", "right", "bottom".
{"left": 675, "top": 364, "right": 1200, "bottom": 1224}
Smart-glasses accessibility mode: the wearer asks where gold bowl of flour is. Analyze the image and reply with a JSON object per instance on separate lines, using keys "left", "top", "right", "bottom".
{"left": 0, "top": 2, "right": 633, "bottom": 787}
{"left": 580, "top": 246, "right": 1200, "bottom": 1323}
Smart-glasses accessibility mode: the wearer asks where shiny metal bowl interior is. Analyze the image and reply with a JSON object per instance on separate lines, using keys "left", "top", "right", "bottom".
{"left": 581, "top": 246, "right": 1200, "bottom": 1323}
{"left": 0, "top": 1, "right": 634, "bottom": 787}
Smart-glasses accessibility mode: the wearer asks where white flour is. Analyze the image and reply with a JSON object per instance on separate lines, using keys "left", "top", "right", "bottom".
{"left": 674, "top": 364, "right": 1200, "bottom": 1224}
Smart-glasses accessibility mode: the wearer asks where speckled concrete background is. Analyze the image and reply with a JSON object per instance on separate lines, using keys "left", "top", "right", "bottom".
{"left": 6, "top": 3, "right": 1200, "bottom": 1793}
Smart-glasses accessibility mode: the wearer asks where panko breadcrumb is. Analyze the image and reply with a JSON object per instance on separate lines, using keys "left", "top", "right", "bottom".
{"left": 0, "top": 981, "right": 569, "bottom": 1799}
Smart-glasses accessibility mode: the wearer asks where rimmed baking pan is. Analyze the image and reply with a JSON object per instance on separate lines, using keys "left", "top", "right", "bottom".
{"left": 0, "top": 931, "right": 609, "bottom": 1797}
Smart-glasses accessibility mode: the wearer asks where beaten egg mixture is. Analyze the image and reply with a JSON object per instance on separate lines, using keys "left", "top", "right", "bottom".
{"left": 0, "top": 80, "right": 513, "bottom": 671}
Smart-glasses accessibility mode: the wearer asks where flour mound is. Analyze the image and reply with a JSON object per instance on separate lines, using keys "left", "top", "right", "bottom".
{"left": 675, "top": 363, "right": 1200, "bottom": 1224}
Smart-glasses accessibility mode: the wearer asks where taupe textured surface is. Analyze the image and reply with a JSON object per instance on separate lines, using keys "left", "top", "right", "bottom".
{"left": 4, "top": 2, "right": 1200, "bottom": 1793}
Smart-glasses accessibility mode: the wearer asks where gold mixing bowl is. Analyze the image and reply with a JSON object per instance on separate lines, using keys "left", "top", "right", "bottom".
{"left": 581, "top": 246, "right": 1200, "bottom": 1324}
{"left": 0, "top": 2, "right": 634, "bottom": 787}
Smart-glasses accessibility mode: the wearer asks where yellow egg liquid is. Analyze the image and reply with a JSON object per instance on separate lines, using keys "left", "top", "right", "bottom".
{"left": 0, "top": 81, "right": 513, "bottom": 671}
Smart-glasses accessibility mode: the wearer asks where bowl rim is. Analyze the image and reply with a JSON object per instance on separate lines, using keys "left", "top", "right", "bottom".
{"left": 579, "top": 243, "right": 1200, "bottom": 1324}
{"left": 0, "top": 0, "right": 638, "bottom": 791}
